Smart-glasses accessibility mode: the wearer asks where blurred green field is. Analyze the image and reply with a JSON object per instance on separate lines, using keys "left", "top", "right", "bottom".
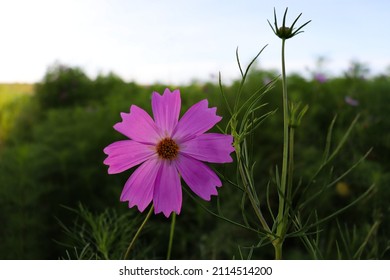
{"left": 0, "top": 84, "right": 33, "bottom": 145}
{"left": 0, "top": 63, "right": 389, "bottom": 260}
{"left": 0, "top": 83, "right": 33, "bottom": 108}
{"left": 0, "top": 83, "right": 33, "bottom": 93}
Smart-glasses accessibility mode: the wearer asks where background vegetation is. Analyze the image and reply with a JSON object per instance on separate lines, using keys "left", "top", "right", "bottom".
{"left": 0, "top": 62, "right": 389, "bottom": 259}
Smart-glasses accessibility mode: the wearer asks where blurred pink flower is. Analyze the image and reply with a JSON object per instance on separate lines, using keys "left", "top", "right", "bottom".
{"left": 314, "top": 73, "right": 327, "bottom": 83}
{"left": 103, "top": 89, "right": 234, "bottom": 217}
{"left": 344, "top": 96, "right": 359, "bottom": 106}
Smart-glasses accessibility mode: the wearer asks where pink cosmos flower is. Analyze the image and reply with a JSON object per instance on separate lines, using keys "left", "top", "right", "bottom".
{"left": 103, "top": 89, "right": 234, "bottom": 217}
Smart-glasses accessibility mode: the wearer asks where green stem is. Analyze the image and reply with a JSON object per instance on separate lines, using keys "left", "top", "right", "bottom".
{"left": 283, "top": 125, "right": 295, "bottom": 237}
{"left": 275, "top": 38, "right": 289, "bottom": 257}
{"left": 123, "top": 205, "right": 154, "bottom": 260}
{"left": 166, "top": 212, "right": 176, "bottom": 260}
{"left": 274, "top": 241, "right": 283, "bottom": 260}
{"left": 287, "top": 125, "right": 295, "bottom": 205}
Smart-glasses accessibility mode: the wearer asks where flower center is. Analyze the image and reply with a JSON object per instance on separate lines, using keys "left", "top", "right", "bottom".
{"left": 156, "top": 138, "right": 179, "bottom": 160}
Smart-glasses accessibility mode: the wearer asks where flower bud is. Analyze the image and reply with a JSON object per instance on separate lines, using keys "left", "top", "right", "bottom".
{"left": 268, "top": 8, "right": 311, "bottom": 40}
{"left": 278, "top": 27, "right": 292, "bottom": 39}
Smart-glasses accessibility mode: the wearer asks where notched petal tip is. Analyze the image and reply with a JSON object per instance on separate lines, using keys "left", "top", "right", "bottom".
{"left": 121, "top": 198, "right": 150, "bottom": 213}
{"left": 120, "top": 111, "right": 130, "bottom": 119}
{"left": 135, "top": 202, "right": 150, "bottom": 213}
{"left": 152, "top": 91, "right": 162, "bottom": 99}
{"left": 162, "top": 88, "right": 180, "bottom": 96}
{"left": 154, "top": 208, "right": 181, "bottom": 218}
{"left": 119, "top": 159, "right": 160, "bottom": 213}
{"left": 103, "top": 146, "right": 110, "bottom": 155}
{"left": 152, "top": 88, "right": 181, "bottom": 136}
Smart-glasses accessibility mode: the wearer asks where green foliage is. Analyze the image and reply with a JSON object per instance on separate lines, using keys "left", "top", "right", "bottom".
{"left": 58, "top": 204, "right": 145, "bottom": 260}
{"left": 0, "top": 61, "right": 389, "bottom": 259}
{"left": 35, "top": 63, "right": 93, "bottom": 108}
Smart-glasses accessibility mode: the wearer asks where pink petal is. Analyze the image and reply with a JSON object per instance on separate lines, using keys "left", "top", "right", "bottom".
{"left": 175, "top": 154, "right": 221, "bottom": 201}
{"left": 172, "top": 99, "right": 222, "bottom": 143}
{"left": 153, "top": 160, "right": 182, "bottom": 217}
{"left": 152, "top": 89, "right": 181, "bottom": 137}
{"left": 120, "top": 158, "right": 161, "bottom": 212}
{"left": 103, "top": 140, "right": 156, "bottom": 174}
{"left": 113, "top": 105, "right": 161, "bottom": 144}
{"left": 180, "top": 133, "right": 234, "bottom": 163}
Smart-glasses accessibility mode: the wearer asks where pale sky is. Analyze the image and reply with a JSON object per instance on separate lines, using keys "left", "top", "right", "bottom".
{"left": 0, "top": 0, "right": 389, "bottom": 84}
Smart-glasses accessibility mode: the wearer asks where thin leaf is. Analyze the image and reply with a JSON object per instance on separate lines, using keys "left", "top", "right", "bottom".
{"left": 322, "top": 115, "right": 337, "bottom": 162}
{"left": 236, "top": 47, "right": 244, "bottom": 77}
{"left": 353, "top": 220, "right": 381, "bottom": 259}
{"left": 218, "top": 72, "right": 233, "bottom": 116}
{"left": 328, "top": 114, "right": 360, "bottom": 162}
{"left": 266, "top": 181, "right": 275, "bottom": 222}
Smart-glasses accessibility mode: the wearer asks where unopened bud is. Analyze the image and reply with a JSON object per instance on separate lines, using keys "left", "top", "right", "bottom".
{"left": 268, "top": 8, "right": 311, "bottom": 40}
{"left": 278, "top": 27, "right": 292, "bottom": 39}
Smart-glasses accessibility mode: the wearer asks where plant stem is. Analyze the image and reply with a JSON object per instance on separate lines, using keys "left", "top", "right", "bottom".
{"left": 281, "top": 124, "right": 295, "bottom": 240}
{"left": 274, "top": 240, "right": 283, "bottom": 260}
{"left": 123, "top": 205, "right": 154, "bottom": 260}
{"left": 286, "top": 125, "right": 295, "bottom": 214}
{"left": 166, "top": 212, "right": 176, "bottom": 260}
{"left": 275, "top": 38, "right": 289, "bottom": 258}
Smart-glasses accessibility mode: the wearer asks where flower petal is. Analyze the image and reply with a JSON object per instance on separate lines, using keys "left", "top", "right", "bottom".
{"left": 120, "top": 158, "right": 161, "bottom": 212}
{"left": 153, "top": 160, "right": 182, "bottom": 217}
{"left": 180, "top": 133, "right": 234, "bottom": 163}
{"left": 152, "top": 89, "right": 181, "bottom": 137}
{"left": 176, "top": 154, "right": 221, "bottom": 201}
{"left": 113, "top": 105, "right": 161, "bottom": 144}
{"left": 103, "top": 140, "right": 156, "bottom": 174}
{"left": 172, "top": 99, "right": 222, "bottom": 143}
